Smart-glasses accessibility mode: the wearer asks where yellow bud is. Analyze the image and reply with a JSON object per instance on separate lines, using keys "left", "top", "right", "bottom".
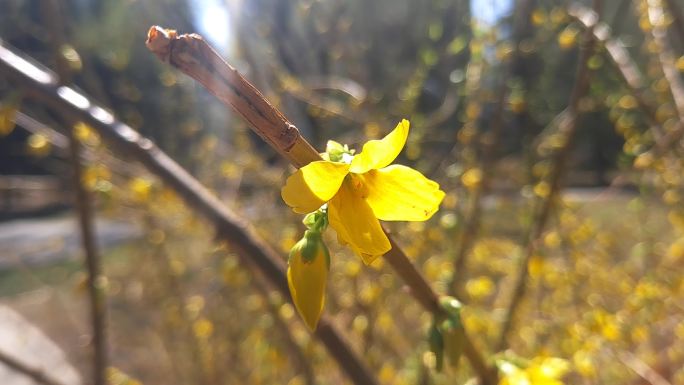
{"left": 287, "top": 231, "right": 329, "bottom": 331}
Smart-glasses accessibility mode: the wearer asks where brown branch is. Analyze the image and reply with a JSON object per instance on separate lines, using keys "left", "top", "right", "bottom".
{"left": 0, "top": 40, "right": 378, "bottom": 385}
{"left": 494, "top": 1, "right": 601, "bottom": 352}
{"left": 66, "top": 120, "right": 108, "bottom": 385}
{"left": 569, "top": 4, "right": 662, "bottom": 129}
{"left": 145, "top": 26, "right": 497, "bottom": 384}
{"left": 14, "top": 110, "right": 69, "bottom": 148}
{"left": 146, "top": 27, "right": 319, "bottom": 168}
{"left": 42, "top": 2, "right": 108, "bottom": 381}
{"left": 0, "top": 348, "right": 69, "bottom": 385}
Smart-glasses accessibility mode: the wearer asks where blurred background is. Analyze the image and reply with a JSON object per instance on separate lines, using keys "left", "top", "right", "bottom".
{"left": 0, "top": 0, "right": 683, "bottom": 384}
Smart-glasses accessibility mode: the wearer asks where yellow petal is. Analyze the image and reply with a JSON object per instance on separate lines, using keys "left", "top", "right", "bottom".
{"left": 287, "top": 240, "right": 328, "bottom": 331}
{"left": 350, "top": 119, "right": 410, "bottom": 173}
{"left": 281, "top": 161, "right": 350, "bottom": 214}
{"left": 363, "top": 165, "right": 445, "bottom": 221}
{"left": 328, "top": 180, "right": 391, "bottom": 264}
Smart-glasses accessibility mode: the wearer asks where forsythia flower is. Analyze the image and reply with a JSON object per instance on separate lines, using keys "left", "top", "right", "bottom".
{"left": 287, "top": 229, "right": 330, "bottom": 330}
{"left": 498, "top": 357, "right": 570, "bottom": 385}
{"left": 281, "top": 120, "right": 445, "bottom": 263}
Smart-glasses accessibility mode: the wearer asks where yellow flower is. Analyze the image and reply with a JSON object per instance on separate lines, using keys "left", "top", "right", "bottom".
{"left": 281, "top": 120, "right": 445, "bottom": 263}
{"left": 499, "top": 357, "right": 570, "bottom": 385}
{"left": 287, "top": 230, "right": 329, "bottom": 330}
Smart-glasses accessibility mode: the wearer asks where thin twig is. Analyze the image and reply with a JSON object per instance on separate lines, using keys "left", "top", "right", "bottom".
{"left": 250, "top": 274, "right": 317, "bottom": 385}
{"left": 646, "top": 0, "right": 684, "bottom": 119}
{"left": 0, "top": 40, "right": 377, "bottom": 385}
{"left": 145, "top": 26, "right": 498, "bottom": 384}
{"left": 145, "top": 223, "right": 212, "bottom": 385}
{"left": 569, "top": 2, "right": 684, "bottom": 156}
{"left": 0, "top": 349, "right": 69, "bottom": 385}
{"left": 663, "top": 0, "right": 684, "bottom": 48}
{"left": 617, "top": 351, "right": 672, "bottom": 385}
{"left": 494, "top": 1, "right": 601, "bottom": 352}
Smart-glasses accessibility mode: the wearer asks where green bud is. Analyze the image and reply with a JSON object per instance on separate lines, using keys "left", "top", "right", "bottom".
{"left": 436, "top": 296, "right": 465, "bottom": 370}
{"left": 302, "top": 209, "right": 328, "bottom": 233}
{"left": 439, "top": 296, "right": 462, "bottom": 320}
{"left": 325, "top": 140, "right": 355, "bottom": 163}
{"left": 428, "top": 322, "right": 444, "bottom": 372}
{"left": 440, "top": 317, "right": 465, "bottom": 369}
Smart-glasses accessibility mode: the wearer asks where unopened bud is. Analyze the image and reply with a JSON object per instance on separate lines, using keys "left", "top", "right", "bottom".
{"left": 287, "top": 230, "right": 330, "bottom": 330}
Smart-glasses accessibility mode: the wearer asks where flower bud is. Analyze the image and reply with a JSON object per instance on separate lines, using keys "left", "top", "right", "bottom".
{"left": 287, "top": 230, "right": 330, "bottom": 330}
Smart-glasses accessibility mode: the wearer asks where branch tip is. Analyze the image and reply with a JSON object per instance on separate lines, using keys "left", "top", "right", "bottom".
{"left": 146, "top": 26, "right": 177, "bottom": 61}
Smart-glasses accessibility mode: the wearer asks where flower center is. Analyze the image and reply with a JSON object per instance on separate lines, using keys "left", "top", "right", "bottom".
{"left": 347, "top": 173, "right": 369, "bottom": 199}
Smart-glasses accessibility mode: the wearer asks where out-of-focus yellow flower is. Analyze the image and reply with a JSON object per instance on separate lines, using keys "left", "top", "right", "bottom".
{"left": 281, "top": 120, "right": 445, "bottom": 263}
{"left": 287, "top": 230, "right": 330, "bottom": 330}
{"left": 633, "top": 152, "right": 654, "bottom": 169}
{"left": 528, "top": 255, "right": 546, "bottom": 279}
{"left": 193, "top": 318, "right": 214, "bottom": 339}
{"left": 74, "top": 121, "right": 100, "bottom": 146}
{"left": 498, "top": 357, "right": 570, "bottom": 385}
{"left": 618, "top": 95, "right": 638, "bottom": 109}
{"left": 558, "top": 27, "right": 579, "bottom": 50}
{"left": 677, "top": 56, "right": 684, "bottom": 72}
{"left": 531, "top": 9, "right": 547, "bottom": 26}
{"left": 534, "top": 181, "right": 551, "bottom": 198}
{"left": 27, "top": 134, "right": 51, "bottom": 157}
{"left": 509, "top": 94, "right": 527, "bottom": 114}
{"left": 461, "top": 168, "right": 483, "bottom": 189}
{"left": 573, "top": 350, "right": 596, "bottom": 377}
{"left": 107, "top": 367, "right": 142, "bottom": 385}
{"left": 544, "top": 231, "right": 562, "bottom": 248}
{"left": 0, "top": 103, "right": 17, "bottom": 136}
{"left": 128, "top": 177, "right": 152, "bottom": 203}
{"left": 465, "top": 276, "right": 495, "bottom": 300}
{"left": 550, "top": 8, "right": 567, "bottom": 25}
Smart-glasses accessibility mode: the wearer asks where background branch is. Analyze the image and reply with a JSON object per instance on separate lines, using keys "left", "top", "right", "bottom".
{"left": 570, "top": 3, "right": 684, "bottom": 157}
{"left": 494, "top": 1, "right": 601, "bottom": 352}
{"left": 0, "top": 349, "right": 69, "bottom": 385}
{"left": 66, "top": 121, "right": 108, "bottom": 385}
